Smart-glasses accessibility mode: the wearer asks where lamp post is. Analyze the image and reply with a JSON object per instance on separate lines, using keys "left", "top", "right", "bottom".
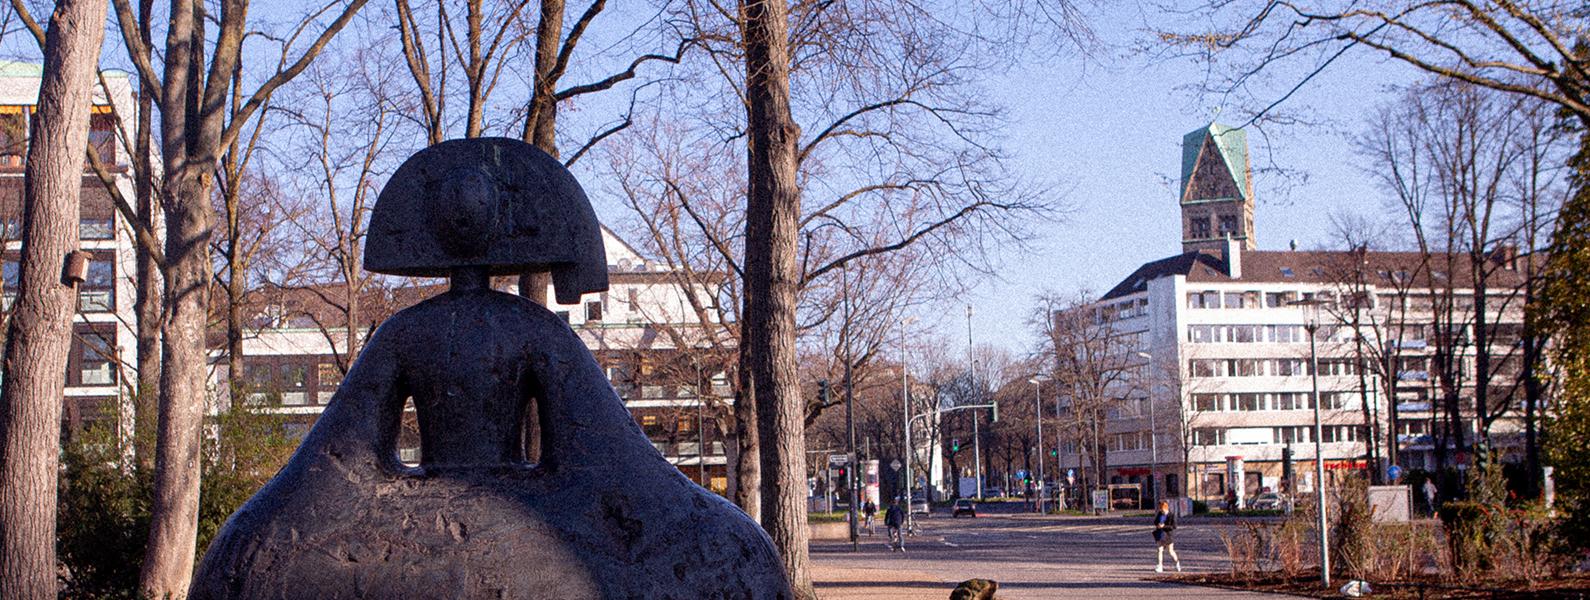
{"left": 1029, "top": 374, "right": 1051, "bottom": 513}
{"left": 900, "top": 316, "right": 917, "bottom": 530}
{"left": 1290, "top": 297, "right": 1334, "bottom": 587}
{"left": 1136, "top": 351, "right": 1158, "bottom": 505}
{"left": 967, "top": 305, "right": 983, "bottom": 499}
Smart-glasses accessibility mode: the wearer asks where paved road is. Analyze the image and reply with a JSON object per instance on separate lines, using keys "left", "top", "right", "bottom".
{"left": 810, "top": 507, "right": 1297, "bottom": 599}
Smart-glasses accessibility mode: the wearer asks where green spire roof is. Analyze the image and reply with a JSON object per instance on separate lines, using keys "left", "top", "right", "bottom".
{"left": 1179, "top": 123, "right": 1249, "bottom": 203}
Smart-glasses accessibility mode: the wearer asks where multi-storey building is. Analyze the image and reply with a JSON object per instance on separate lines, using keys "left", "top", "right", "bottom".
{"left": 1061, "top": 123, "right": 1531, "bottom": 506}
{"left": 217, "top": 227, "right": 737, "bottom": 493}
{"left": 0, "top": 63, "right": 140, "bottom": 436}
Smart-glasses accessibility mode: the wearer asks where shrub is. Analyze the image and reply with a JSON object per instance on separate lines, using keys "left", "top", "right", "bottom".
{"left": 1330, "top": 476, "right": 1376, "bottom": 580}
{"left": 56, "top": 403, "right": 299, "bottom": 598}
{"left": 1191, "top": 500, "right": 1209, "bottom": 514}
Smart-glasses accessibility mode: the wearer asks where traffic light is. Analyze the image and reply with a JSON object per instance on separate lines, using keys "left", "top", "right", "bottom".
{"left": 1049, "top": 449, "right": 1057, "bottom": 458}
{"left": 817, "top": 380, "right": 830, "bottom": 404}
{"left": 990, "top": 402, "right": 999, "bottom": 423}
{"left": 836, "top": 465, "right": 848, "bottom": 482}
{"left": 952, "top": 439, "right": 960, "bottom": 452}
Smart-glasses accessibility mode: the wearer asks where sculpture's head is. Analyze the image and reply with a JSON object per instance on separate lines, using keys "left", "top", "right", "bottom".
{"left": 364, "top": 138, "right": 608, "bottom": 303}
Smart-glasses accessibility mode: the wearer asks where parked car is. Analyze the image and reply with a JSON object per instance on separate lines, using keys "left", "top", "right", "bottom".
{"left": 984, "top": 488, "right": 1005, "bottom": 498}
{"left": 910, "top": 496, "right": 930, "bottom": 515}
{"left": 1251, "top": 492, "right": 1287, "bottom": 511}
{"left": 952, "top": 499, "right": 978, "bottom": 518}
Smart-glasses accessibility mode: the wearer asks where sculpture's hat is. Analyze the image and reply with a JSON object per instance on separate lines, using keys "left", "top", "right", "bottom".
{"left": 364, "top": 138, "right": 608, "bottom": 304}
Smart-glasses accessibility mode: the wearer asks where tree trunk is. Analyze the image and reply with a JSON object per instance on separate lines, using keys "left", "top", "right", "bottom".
{"left": 141, "top": 2, "right": 213, "bottom": 594}
{"left": 0, "top": 1, "right": 107, "bottom": 596}
{"left": 515, "top": 0, "right": 560, "bottom": 306}
{"left": 142, "top": 169, "right": 213, "bottom": 598}
{"left": 733, "top": 379, "right": 761, "bottom": 518}
{"left": 740, "top": 0, "right": 809, "bottom": 594}
{"left": 225, "top": 195, "right": 244, "bottom": 407}
{"left": 132, "top": 0, "right": 161, "bottom": 470}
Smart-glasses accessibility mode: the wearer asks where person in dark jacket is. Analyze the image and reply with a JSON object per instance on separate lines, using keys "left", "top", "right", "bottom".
{"left": 1153, "top": 499, "right": 1181, "bottom": 573}
{"left": 884, "top": 499, "right": 906, "bottom": 552}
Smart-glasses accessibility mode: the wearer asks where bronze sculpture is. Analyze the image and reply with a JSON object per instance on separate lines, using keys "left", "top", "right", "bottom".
{"left": 190, "top": 138, "right": 792, "bottom": 599}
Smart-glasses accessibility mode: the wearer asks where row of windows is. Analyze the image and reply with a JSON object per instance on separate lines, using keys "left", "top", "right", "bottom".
{"left": 1188, "top": 357, "right": 1361, "bottom": 378}
{"left": 1097, "top": 298, "right": 1149, "bottom": 323}
{"left": 3, "top": 256, "right": 115, "bottom": 313}
{"left": 1192, "top": 425, "right": 1366, "bottom": 446}
{"left": 0, "top": 218, "right": 115, "bottom": 241}
{"left": 1185, "top": 289, "right": 1349, "bottom": 310}
{"left": 1191, "top": 391, "right": 1356, "bottom": 413}
{"left": 241, "top": 362, "right": 343, "bottom": 406}
{"left": 1188, "top": 214, "right": 1241, "bottom": 239}
{"left": 1188, "top": 324, "right": 1308, "bottom": 344}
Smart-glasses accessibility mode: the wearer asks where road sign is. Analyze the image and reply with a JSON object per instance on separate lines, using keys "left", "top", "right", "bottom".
{"left": 1387, "top": 464, "right": 1403, "bottom": 481}
{"left": 1066, "top": 469, "right": 1075, "bottom": 485}
{"left": 828, "top": 454, "right": 848, "bottom": 466}
{"left": 890, "top": 459, "right": 902, "bottom": 471}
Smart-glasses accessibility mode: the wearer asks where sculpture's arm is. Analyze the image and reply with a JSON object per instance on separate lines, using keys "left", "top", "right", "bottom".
{"left": 286, "top": 316, "right": 413, "bottom": 475}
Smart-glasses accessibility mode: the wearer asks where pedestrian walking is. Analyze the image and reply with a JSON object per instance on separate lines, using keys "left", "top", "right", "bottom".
{"left": 884, "top": 498, "right": 906, "bottom": 552}
{"left": 862, "top": 499, "right": 878, "bottom": 535}
{"left": 1422, "top": 477, "right": 1439, "bottom": 516}
{"left": 1153, "top": 499, "right": 1181, "bottom": 573}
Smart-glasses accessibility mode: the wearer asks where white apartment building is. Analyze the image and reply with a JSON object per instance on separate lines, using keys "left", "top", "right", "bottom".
{"left": 1062, "top": 123, "right": 1530, "bottom": 506}
{"left": 0, "top": 63, "right": 141, "bottom": 436}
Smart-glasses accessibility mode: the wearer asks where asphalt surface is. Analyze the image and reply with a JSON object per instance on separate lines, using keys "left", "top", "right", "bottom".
{"left": 810, "top": 503, "right": 1298, "bottom": 599}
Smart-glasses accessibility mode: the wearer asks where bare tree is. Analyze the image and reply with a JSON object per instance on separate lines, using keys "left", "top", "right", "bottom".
{"left": 1035, "top": 292, "right": 1139, "bottom": 509}
{"left": 1163, "top": 2, "right": 1590, "bottom": 128}
{"left": 101, "top": 0, "right": 371, "bottom": 594}
{"left": 1358, "top": 80, "right": 1563, "bottom": 473}
{"left": 275, "top": 55, "right": 402, "bottom": 374}
{"left": 0, "top": 0, "right": 106, "bottom": 596}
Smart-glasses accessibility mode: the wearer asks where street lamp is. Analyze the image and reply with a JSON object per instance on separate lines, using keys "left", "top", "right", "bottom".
{"left": 900, "top": 316, "right": 918, "bottom": 530}
{"left": 1135, "top": 351, "right": 1158, "bottom": 506}
{"left": 1290, "top": 297, "right": 1334, "bottom": 587}
{"left": 1028, "top": 374, "right": 1051, "bottom": 513}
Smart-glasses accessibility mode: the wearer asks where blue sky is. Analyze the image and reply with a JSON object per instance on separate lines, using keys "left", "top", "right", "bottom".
{"left": 942, "top": 3, "right": 1426, "bottom": 354}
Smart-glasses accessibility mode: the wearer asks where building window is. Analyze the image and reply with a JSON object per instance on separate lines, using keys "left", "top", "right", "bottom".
{"left": 1187, "top": 325, "right": 1218, "bottom": 344}
{"left": 1189, "top": 216, "right": 1211, "bottom": 239}
{"left": 280, "top": 364, "right": 309, "bottom": 405}
{"left": 1272, "top": 392, "right": 1308, "bottom": 411}
{"left": 2, "top": 259, "right": 16, "bottom": 310}
{"left": 1193, "top": 428, "right": 1225, "bottom": 446}
{"left": 1264, "top": 291, "right": 1293, "bottom": 307}
{"left": 81, "top": 218, "right": 113, "bottom": 240}
{"left": 1231, "top": 393, "right": 1263, "bottom": 411}
{"left": 555, "top": 310, "right": 571, "bottom": 323}
{"left": 1193, "top": 393, "right": 1220, "bottom": 412}
{"left": 244, "top": 363, "right": 272, "bottom": 389}
{"left": 89, "top": 113, "right": 116, "bottom": 164}
{"left": 1272, "top": 358, "right": 1306, "bottom": 377}
{"left": 78, "top": 259, "right": 113, "bottom": 312}
{"left": 585, "top": 300, "right": 603, "bottom": 322}
{"left": 1189, "top": 359, "right": 1221, "bottom": 378}
{"left": 1186, "top": 291, "right": 1219, "bottom": 309}
{"left": 317, "top": 362, "right": 343, "bottom": 388}
{"left": 79, "top": 331, "right": 116, "bottom": 386}
{"left": 1223, "top": 292, "right": 1247, "bottom": 309}
{"left": 1218, "top": 214, "right": 1239, "bottom": 236}
{"left": 0, "top": 111, "right": 24, "bottom": 166}
{"left": 1274, "top": 426, "right": 1310, "bottom": 444}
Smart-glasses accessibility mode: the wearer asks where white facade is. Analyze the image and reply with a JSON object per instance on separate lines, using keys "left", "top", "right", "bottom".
{"left": 0, "top": 64, "right": 142, "bottom": 434}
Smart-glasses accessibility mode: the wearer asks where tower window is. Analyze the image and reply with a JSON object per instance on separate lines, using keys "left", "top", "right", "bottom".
{"left": 1189, "top": 217, "right": 1211, "bottom": 239}
{"left": 1218, "top": 214, "right": 1239, "bottom": 236}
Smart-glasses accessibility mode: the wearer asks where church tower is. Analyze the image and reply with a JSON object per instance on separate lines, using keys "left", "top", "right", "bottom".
{"left": 1179, "top": 123, "right": 1255, "bottom": 254}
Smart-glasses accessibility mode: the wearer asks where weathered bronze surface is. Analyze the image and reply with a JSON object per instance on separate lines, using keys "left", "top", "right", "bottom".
{"left": 190, "top": 139, "right": 792, "bottom": 599}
